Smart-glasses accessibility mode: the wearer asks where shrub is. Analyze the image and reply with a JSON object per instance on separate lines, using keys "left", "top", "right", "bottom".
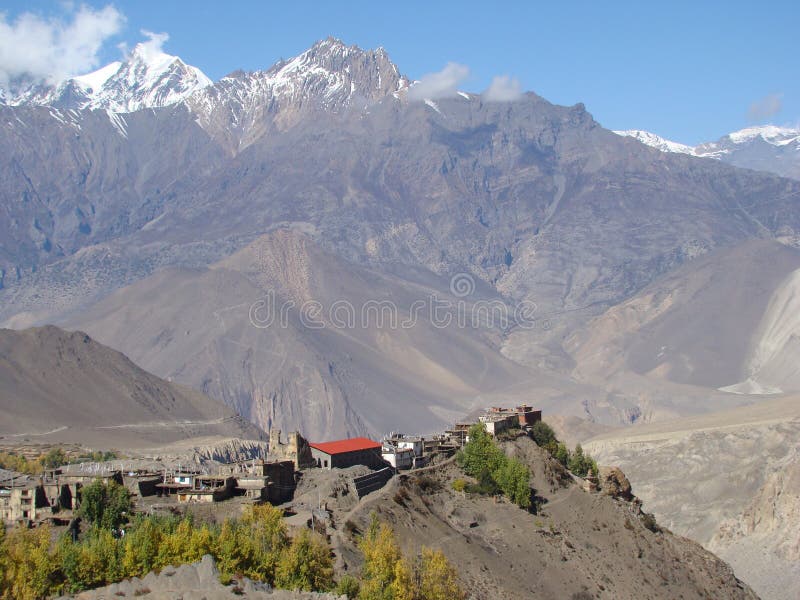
{"left": 413, "top": 475, "right": 440, "bottom": 492}
{"left": 451, "top": 479, "right": 467, "bottom": 493}
{"left": 335, "top": 574, "right": 360, "bottom": 599}
{"left": 641, "top": 512, "right": 660, "bottom": 533}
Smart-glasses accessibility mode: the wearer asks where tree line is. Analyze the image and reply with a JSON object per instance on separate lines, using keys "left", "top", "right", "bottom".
{"left": 0, "top": 480, "right": 464, "bottom": 600}
{"left": 529, "top": 421, "right": 599, "bottom": 477}
{"left": 0, "top": 448, "right": 119, "bottom": 475}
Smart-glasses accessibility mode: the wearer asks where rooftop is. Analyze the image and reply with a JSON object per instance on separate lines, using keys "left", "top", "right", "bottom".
{"left": 309, "top": 437, "right": 381, "bottom": 455}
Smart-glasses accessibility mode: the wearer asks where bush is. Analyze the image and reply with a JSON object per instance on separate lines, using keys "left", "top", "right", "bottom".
{"left": 335, "top": 574, "right": 360, "bottom": 599}
{"left": 641, "top": 512, "right": 660, "bottom": 533}
{"left": 413, "top": 475, "right": 440, "bottom": 492}
{"left": 451, "top": 479, "right": 467, "bottom": 493}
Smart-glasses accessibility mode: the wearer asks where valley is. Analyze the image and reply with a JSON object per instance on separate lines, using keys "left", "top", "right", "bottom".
{"left": 0, "top": 22, "right": 799, "bottom": 599}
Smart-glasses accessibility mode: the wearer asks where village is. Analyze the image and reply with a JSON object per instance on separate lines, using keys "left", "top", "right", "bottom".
{"left": 0, "top": 405, "right": 542, "bottom": 529}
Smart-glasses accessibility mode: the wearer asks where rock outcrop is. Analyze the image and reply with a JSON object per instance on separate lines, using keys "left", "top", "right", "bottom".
{"left": 597, "top": 466, "right": 634, "bottom": 501}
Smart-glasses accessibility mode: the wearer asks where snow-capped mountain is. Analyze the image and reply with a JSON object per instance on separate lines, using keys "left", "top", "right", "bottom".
{"left": 3, "top": 42, "right": 211, "bottom": 113}
{"left": 615, "top": 126, "right": 800, "bottom": 180}
{"left": 613, "top": 129, "right": 697, "bottom": 155}
{"left": 187, "top": 37, "right": 409, "bottom": 149}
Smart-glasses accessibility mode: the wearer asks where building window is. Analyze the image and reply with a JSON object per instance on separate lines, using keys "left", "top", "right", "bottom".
{"left": 324, "top": 459, "right": 329, "bottom": 468}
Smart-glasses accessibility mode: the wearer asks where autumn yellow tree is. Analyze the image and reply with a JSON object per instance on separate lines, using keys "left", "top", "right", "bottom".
{"left": 357, "top": 514, "right": 414, "bottom": 600}
{"left": 57, "top": 527, "right": 121, "bottom": 592}
{"left": 120, "top": 516, "right": 165, "bottom": 577}
{"left": 275, "top": 528, "right": 334, "bottom": 591}
{"left": 218, "top": 503, "right": 288, "bottom": 584}
{"left": 1, "top": 524, "right": 55, "bottom": 600}
{"left": 417, "top": 547, "right": 465, "bottom": 600}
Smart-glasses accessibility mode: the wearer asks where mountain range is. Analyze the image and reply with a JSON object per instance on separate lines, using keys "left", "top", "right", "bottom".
{"left": 615, "top": 126, "right": 800, "bottom": 180}
{"left": 0, "top": 41, "right": 211, "bottom": 112}
{"left": 3, "top": 37, "right": 800, "bottom": 596}
{"left": 3, "top": 37, "right": 800, "bottom": 435}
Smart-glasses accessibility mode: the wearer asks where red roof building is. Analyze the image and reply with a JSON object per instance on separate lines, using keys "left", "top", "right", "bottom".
{"left": 309, "top": 437, "right": 384, "bottom": 470}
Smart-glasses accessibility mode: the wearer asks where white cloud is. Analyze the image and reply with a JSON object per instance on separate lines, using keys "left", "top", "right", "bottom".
{"left": 0, "top": 4, "right": 124, "bottom": 87}
{"left": 408, "top": 62, "right": 469, "bottom": 101}
{"left": 748, "top": 93, "right": 783, "bottom": 122}
{"left": 482, "top": 75, "right": 523, "bottom": 102}
{"left": 135, "top": 30, "right": 169, "bottom": 60}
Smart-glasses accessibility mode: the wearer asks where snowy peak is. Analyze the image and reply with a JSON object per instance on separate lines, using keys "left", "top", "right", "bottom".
{"left": 3, "top": 43, "right": 211, "bottom": 113}
{"left": 96, "top": 42, "right": 212, "bottom": 112}
{"left": 614, "top": 129, "right": 696, "bottom": 155}
{"left": 726, "top": 125, "right": 800, "bottom": 145}
{"left": 697, "top": 125, "right": 800, "bottom": 156}
{"left": 615, "top": 125, "right": 800, "bottom": 180}
{"left": 262, "top": 37, "right": 408, "bottom": 102}
{"left": 187, "top": 38, "right": 409, "bottom": 150}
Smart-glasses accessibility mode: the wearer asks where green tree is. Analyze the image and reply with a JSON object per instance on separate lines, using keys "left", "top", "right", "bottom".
{"left": 494, "top": 458, "right": 531, "bottom": 509}
{"left": 41, "top": 448, "right": 68, "bottom": 469}
{"left": 457, "top": 423, "right": 531, "bottom": 508}
{"left": 275, "top": 529, "right": 334, "bottom": 591}
{"left": 569, "top": 444, "right": 586, "bottom": 476}
{"left": 456, "top": 424, "right": 503, "bottom": 477}
{"left": 567, "top": 444, "right": 598, "bottom": 478}
{"left": 77, "top": 479, "right": 131, "bottom": 531}
{"left": 555, "top": 442, "right": 570, "bottom": 467}
{"left": 530, "top": 421, "right": 556, "bottom": 448}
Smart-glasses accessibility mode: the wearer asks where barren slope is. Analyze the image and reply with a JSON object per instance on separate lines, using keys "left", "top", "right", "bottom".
{"left": 585, "top": 395, "right": 800, "bottom": 600}
{"left": 0, "top": 325, "right": 263, "bottom": 449}
{"left": 336, "top": 437, "right": 755, "bottom": 600}
{"left": 64, "top": 231, "right": 569, "bottom": 439}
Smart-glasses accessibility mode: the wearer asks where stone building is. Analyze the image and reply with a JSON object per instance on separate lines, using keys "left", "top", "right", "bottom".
{"left": 268, "top": 429, "right": 315, "bottom": 469}
{"left": 309, "top": 437, "right": 384, "bottom": 470}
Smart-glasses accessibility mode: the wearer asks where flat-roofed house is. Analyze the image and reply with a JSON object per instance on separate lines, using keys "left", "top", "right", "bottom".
{"left": 309, "top": 438, "right": 384, "bottom": 470}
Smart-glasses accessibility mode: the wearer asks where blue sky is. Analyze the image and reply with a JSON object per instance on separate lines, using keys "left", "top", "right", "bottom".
{"left": 2, "top": 0, "right": 798, "bottom": 144}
